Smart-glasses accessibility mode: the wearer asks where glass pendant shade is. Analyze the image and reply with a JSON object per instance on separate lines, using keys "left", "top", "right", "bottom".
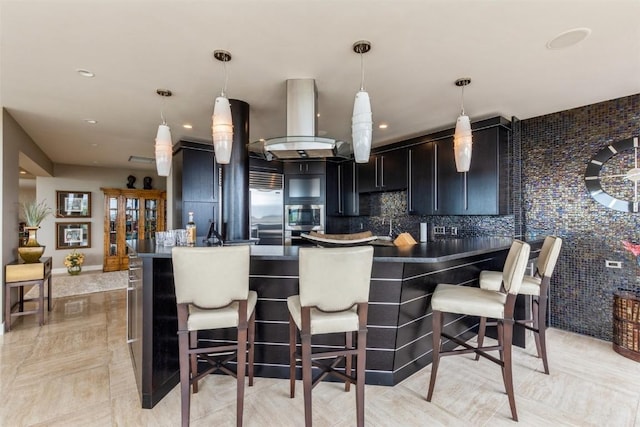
{"left": 453, "top": 114, "right": 473, "bottom": 172}
{"left": 212, "top": 95, "right": 233, "bottom": 164}
{"left": 155, "top": 124, "right": 172, "bottom": 176}
{"left": 352, "top": 90, "right": 372, "bottom": 163}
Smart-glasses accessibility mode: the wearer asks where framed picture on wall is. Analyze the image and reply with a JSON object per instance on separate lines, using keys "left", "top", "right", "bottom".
{"left": 56, "top": 191, "right": 91, "bottom": 218}
{"left": 56, "top": 222, "right": 91, "bottom": 249}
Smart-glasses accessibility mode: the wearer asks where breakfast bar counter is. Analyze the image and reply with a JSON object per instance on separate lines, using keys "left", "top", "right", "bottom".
{"left": 128, "top": 237, "right": 542, "bottom": 408}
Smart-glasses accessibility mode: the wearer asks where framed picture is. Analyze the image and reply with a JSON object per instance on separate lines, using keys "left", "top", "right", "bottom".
{"left": 56, "top": 191, "right": 91, "bottom": 218}
{"left": 56, "top": 222, "right": 91, "bottom": 249}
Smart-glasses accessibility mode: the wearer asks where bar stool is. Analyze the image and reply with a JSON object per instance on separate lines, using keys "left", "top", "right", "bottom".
{"left": 476, "top": 236, "right": 562, "bottom": 374}
{"left": 427, "top": 240, "right": 530, "bottom": 421}
{"left": 287, "top": 245, "right": 374, "bottom": 427}
{"left": 172, "top": 245, "right": 256, "bottom": 427}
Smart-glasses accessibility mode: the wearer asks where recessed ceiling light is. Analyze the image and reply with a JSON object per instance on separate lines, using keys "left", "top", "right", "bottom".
{"left": 76, "top": 68, "right": 95, "bottom": 78}
{"left": 546, "top": 27, "right": 591, "bottom": 50}
{"left": 183, "top": 124, "right": 193, "bottom": 129}
{"left": 19, "top": 170, "right": 27, "bottom": 175}
{"left": 91, "top": 143, "right": 98, "bottom": 147}
{"left": 84, "top": 119, "right": 98, "bottom": 124}
{"left": 378, "top": 123, "right": 388, "bottom": 129}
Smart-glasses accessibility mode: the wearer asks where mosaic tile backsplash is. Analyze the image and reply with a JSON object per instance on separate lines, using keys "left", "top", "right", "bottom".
{"left": 330, "top": 94, "right": 640, "bottom": 343}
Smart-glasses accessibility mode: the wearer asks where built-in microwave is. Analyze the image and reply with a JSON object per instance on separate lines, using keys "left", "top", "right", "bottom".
{"left": 284, "top": 204, "right": 324, "bottom": 231}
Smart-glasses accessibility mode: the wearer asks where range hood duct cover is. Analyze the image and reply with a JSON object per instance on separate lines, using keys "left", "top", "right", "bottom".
{"left": 250, "top": 79, "right": 350, "bottom": 160}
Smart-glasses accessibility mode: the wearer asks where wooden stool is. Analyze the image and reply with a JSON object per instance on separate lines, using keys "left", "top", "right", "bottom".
{"left": 5, "top": 257, "right": 52, "bottom": 332}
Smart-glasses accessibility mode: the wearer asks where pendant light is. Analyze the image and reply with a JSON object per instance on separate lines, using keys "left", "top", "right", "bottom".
{"left": 154, "top": 89, "right": 173, "bottom": 177}
{"left": 212, "top": 50, "right": 233, "bottom": 164}
{"left": 453, "top": 78, "right": 472, "bottom": 173}
{"left": 352, "top": 40, "right": 373, "bottom": 163}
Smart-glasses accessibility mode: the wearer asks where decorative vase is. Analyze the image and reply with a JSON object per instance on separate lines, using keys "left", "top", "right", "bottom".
{"left": 67, "top": 265, "right": 82, "bottom": 275}
{"left": 17, "top": 226, "right": 45, "bottom": 263}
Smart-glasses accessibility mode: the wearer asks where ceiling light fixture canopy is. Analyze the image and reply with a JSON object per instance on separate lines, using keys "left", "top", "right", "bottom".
{"left": 155, "top": 89, "right": 173, "bottom": 177}
{"left": 453, "top": 78, "right": 472, "bottom": 173}
{"left": 352, "top": 40, "right": 373, "bottom": 163}
{"left": 212, "top": 50, "right": 233, "bottom": 164}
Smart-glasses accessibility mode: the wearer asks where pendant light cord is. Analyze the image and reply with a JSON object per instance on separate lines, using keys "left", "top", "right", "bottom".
{"left": 360, "top": 52, "right": 365, "bottom": 91}
{"left": 221, "top": 59, "right": 229, "bottom": 97}
{"left": 460, "top": 84, "right": 466, "bottom": 116}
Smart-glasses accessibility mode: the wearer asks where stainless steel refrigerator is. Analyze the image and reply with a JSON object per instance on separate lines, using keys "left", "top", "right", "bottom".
{"left": 249, "top": 172, "right": 284, "bottom": 245}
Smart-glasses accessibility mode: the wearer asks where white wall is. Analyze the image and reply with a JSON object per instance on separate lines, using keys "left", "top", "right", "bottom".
{"left": 37, "top": 164, "right": 166, "bottom": 274}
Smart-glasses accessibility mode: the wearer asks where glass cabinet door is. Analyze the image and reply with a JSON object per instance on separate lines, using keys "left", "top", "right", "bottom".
{"left": 144, "top": 198, "right": 158, "bottom": 240}
{"left": 125, "top": 197, "right": 140, "bottom": 241}
{"left": 108, "top": 196, "right": 119, "bottom": 256}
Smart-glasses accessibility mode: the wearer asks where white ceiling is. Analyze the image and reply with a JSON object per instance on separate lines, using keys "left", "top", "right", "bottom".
{"left": 2, "top": 0, "right": 640, "bottom": 173}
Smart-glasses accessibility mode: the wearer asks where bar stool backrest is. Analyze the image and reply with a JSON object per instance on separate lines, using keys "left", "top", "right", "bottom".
{"left": 502, "top": 240, "right": 531, "bottom": 295}
{"left": 172, "top": 245, "right": 250, "bottom": 308}
{"left": 298, "top": 246, "right": 374, "bottom": 312}
{"left": 536, "top": 236, "right": 563, "bottom": 278}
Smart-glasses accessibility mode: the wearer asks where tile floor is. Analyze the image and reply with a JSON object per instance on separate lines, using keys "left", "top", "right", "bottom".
{"left": 1, "top": 290, "right": 639, "bottom": 426}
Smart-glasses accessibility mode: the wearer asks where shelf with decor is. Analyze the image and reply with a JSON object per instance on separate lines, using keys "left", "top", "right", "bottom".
{"left": 101, "top": 188, "right": 166, "bottom": 272}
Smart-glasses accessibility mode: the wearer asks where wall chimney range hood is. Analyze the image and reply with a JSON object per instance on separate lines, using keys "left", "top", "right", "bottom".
{"left": 249, "top": 79, "right": 351, "bottom": 160}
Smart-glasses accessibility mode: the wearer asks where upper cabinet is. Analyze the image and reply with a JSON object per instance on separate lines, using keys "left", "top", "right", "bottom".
{"left": 172, "top": 141, "right": 220, "bottom": 233}
{"left": 358, "top": 148, "right": 408, "bottom": 193}
{"left": 407, "top": 119, "right": 511, "bottom": 215}
{"left": 326, "top": 160, "right": 359, "bottom": 216}
{"left": 407, "top": 142, "right": 435, "bottom": 215}
{"left": 283, "top": 160, "right": 325, "bottom": 175}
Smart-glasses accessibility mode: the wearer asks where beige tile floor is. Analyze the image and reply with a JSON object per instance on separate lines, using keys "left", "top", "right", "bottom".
{"left": 1, "top": 290, "right": 640, "bottom": 426}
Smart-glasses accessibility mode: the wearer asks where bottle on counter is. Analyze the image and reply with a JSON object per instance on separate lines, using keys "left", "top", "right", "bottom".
{"left": 186, "top": 211, "right": 196, "bottom": 246}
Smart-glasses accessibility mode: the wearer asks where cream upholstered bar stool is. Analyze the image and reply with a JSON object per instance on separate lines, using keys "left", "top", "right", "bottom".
{"left": 287, "top": 245, "right": 374, "bottom": 427}
{"left": 172, "top": 245, "right": 257, "bottom": 427}
{"left": 427, "top": 240, "right": 530, "bottom": 422}
{"left": 475, "top": 236, "right": 562, "bottom": 374}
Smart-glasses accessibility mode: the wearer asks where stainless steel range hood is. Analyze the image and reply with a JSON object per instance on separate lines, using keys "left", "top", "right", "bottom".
{"left": 249, "top": 79, "right": 350, "bottom": 160}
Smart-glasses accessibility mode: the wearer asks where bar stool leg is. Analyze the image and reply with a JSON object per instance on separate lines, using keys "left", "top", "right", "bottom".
{"left": 289, "top": 313, "right": 297, "bottom": 398}
{"left": 426, "top": 310, "right": 443, "bottom": 401}
{"left": 345, "top": 331, "right": 352, "bottom": 392}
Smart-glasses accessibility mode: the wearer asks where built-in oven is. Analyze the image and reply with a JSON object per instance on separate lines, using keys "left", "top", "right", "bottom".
{"left": 284, "top": 204, "right": 324, "bottom": 245}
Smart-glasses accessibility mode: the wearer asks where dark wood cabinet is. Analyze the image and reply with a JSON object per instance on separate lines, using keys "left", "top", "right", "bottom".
{"left": 327, "top": 160, "right": 359, "bottom": 216}
{"left": 465, "top": 126, "right": 510, "bottom": 215}
{"left": 358, "top": 148, "right": 408, "bottom": 193}
{"left": 172, "top": 141, "right": 220, "bottom": 233}
{"left": 408, "top": 142, "right": 435, "bottom": 215}
{"left": 283, "top": 160, "right": 325, "bottom": 175}
{"left": 432, "top": 126, "right": 510, "bottom": 215}
{"left": 434, "top": 138, "right": 465, "bottom": 214}
{"left": 406, "top": 119, "right": 511, "bottom": 216}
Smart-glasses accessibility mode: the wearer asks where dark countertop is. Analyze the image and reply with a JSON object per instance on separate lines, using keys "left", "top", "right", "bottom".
{"left": 130, "top": 236, "right": 543, "bottom": 263}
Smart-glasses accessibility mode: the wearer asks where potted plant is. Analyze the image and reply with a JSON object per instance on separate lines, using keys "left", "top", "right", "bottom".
{"left": 63, "top": 249, "right": 85, "bottom": 275}
{"left": 18, "top": 200, "right": 52, "bottom": 263}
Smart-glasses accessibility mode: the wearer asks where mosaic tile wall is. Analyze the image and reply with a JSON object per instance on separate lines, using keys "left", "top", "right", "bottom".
{"left": 521, "top": 94, "right": 640, "bottom": 341}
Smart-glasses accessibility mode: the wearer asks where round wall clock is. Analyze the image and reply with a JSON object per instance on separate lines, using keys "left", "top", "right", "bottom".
{"left": 584, "top": 136, "right": 639, "bottom": 213}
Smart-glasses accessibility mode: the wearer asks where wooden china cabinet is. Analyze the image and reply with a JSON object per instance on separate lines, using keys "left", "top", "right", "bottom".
{"left": 101, "top": 188, "right": 166, "bottom": 272}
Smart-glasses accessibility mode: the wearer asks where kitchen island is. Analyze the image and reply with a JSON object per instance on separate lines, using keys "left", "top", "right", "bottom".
{"left": 127, "top": 237, "right": 542, "bottom": 408}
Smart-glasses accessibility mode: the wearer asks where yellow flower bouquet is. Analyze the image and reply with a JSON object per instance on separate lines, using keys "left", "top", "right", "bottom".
{"left": 64, "top": 249, "right": 85, "bottom": 275}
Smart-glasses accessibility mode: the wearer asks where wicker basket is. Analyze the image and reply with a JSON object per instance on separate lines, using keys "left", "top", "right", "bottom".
{"left": 613, "top": 291, "right": 640, "bottom": 362}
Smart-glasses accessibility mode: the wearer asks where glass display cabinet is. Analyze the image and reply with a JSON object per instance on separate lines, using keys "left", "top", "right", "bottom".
{"left": 101, "top": 188, "right": 166, "bottom": 271}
